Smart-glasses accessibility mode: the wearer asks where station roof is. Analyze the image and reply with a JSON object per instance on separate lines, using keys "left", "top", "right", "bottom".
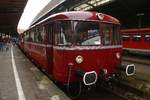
{"left": 74, "top": 0, "right": 150, "bottom": 29}
{"left": 0, "top": 0, "right": 27, "bottom": 35}
{"left": 32, "top": 0, "right": 150, "bottom": 29}
{"left": 0, "top": 0, "right": 150, "bottom": 35}
{"left": 31, "top": 0, "right": 114, "bottom": 26}
{"left": 99, "top": 0, "right": 150, "bottom": 29}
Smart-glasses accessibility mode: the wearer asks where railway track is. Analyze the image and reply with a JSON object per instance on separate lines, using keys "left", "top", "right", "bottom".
{"left": 122, "top": 54, "right": 150, "bottom": 100}
{"left": 55, "top": 77, "right": 148, "bottom": 100}
{"left": 100, "top": 85, "right": 130, "bottom": 100}
{"left": 100, "top": 79, "right": 148, "bottom": 100}
{"left": 69, "top": 77, "right": 148, "bottom": 100}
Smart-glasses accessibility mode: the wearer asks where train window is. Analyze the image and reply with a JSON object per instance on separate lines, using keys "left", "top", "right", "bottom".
{"left": 30, "top": 31, "right": 34, "bottom": 42}
{"left": 23, "top": 32, "right": 26, "bottom": 41}
{"left": 55, "top": 21, "right": 73, "bottom": 45}
{"left": 74, "top": 21, "right": 101, "bottom": 45}
{"left": 122, "top": 35, "right": 130, "bottom": 41}
{"left": 41, "top": 27, "right": 46, "bottom": 42}
{"left": 132, "top": 35, "right": 141, "bottom": 41}
{"left": 112, "top": 25, "right": 121, "bottom": 45}
{"left": 34, "top": 28, "right": 39, "bottom": 43}
{"left": 144, "top": 35, "right": 150, "bottom": 42}
{"left": 101, "top": 24, "right": 112, "bottom": 45}
{"left": 27, "top": 31, "right": 33, "bottom": 42}
{"left": 101, "top": 24, "right": 120, "bottom": 45}
{"left": 34, "top": 26, "right": 45, "bottom": 43}
{"left": 54, "top": 21, "right": 101, "bottom": 46}
{"left": 24, "top": 32, "right": 29, "bottom": 41}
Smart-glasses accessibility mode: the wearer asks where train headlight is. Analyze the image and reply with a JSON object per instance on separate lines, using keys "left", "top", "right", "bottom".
{"left": 75, "top": 55, "right": 83, "bottom": 64}
{"left": 116, "top": 52, "right": 120, "bottom": 59}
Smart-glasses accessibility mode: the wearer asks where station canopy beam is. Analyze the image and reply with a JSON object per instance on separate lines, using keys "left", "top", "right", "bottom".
{"left": 73, "top": 0, "right": 114, "bottom": 11}
{"left": 31, "top": 0, "right": 114, "bottom": 26}
{"left": 31, "top": 0, "right": 150, "bottom": 29}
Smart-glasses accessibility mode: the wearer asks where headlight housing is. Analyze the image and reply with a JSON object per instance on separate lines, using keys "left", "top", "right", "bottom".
{"left": 75, "top": 55, "right": 83, "bottom": 64}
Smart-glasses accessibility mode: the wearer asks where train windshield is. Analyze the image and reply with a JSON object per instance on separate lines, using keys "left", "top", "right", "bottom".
{"left": 55, "top": 21, "right": 100, "bottom": 46}
{"left": 55, "top": 21, "right": 120, "bottom": 46}
{"left": 74, "top": 21, "right": 101, "bottom": 45}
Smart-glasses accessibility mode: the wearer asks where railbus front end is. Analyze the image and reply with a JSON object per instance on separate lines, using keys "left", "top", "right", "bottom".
{"left": 50, "top": 12, "right": 135, "bottom": 86}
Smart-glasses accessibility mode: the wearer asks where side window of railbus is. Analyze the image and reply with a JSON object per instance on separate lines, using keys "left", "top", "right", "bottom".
{"left": 25, "top": 32, "right": 29, "bottom": 42}
{"left": 24, "top": 32, "right": 27, "bottom": 41}
{"left": 144, "top": 34, "right": 150, "bottom": 42}
{"left": 34, "top": 26, "right": 45, "bottom": 43}
{"left": 34, "top": 27, "right": 39, "bottom": 43}
{"left": 27, "top": 30, "right": 34, "bottom": 42}
{"left": 31, "top": 30, "right": 35, "bottom": 42}
{"left": 55, "top": 21, "right": 72, "bottom": 46}
{"left": 41, "top": 26, "right": 46, "bottom": 43}
{"left": 112, "top": 25, "right": 121, "bottom": 45}
{"left": 33, "top": 28, "right": 36, "bottom": 42}
{"left": 132, "top": 34, "right": 141, "bottom": 41}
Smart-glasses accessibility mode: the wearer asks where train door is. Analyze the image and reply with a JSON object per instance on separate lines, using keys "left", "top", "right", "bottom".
{"left": 45, "top": 23, "right": 54, "bottom": 75}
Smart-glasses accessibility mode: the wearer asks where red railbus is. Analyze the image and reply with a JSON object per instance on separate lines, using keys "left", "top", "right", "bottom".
{"left": 121, "top": 28, "right": 150, "bottom": 55}
{"left": 19, "top": 11, "right": 135, "bottom": 94}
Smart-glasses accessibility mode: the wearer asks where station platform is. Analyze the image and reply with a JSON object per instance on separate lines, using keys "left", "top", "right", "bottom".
{"left": 0, "top": 45, "right": 70, "bottom": 100}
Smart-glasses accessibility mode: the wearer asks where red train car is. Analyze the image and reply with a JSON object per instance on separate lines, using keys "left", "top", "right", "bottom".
{"left": 121, "top": 28, "right": 150, "bottom": 55}
{"left": 19, "top": 11, "right": 135, "bottom": 88}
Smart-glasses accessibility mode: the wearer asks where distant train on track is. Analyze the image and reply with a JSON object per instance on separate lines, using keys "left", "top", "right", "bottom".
{"left": 18, "top": 11, "right": 135, "bottom": 97}
{"left": 121, "top": 28, "right": 150, "bottom": 55}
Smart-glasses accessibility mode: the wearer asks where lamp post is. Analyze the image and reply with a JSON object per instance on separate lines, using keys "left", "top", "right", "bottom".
{"left": 136, "top": 13, "right": 144, "bottom": 28}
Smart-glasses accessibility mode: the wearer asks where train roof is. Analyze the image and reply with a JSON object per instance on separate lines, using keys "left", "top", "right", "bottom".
{"left": 121, "top": 28, "right": 150, "bottom": 34}
{"left": 31, "top": 11, "right": 120, "bottom": 28}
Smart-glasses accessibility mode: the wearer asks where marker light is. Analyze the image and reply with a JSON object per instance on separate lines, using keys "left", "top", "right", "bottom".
{"left": 116, "top": 52, "right": 120, "bottom": 59}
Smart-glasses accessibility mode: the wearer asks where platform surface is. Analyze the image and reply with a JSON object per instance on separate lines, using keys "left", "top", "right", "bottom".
{"left": 0, "top": 45, "right": 70, "bottom": 100}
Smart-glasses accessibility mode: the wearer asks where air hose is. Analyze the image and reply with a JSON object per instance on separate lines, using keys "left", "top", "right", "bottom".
{"left": 67, "top": 64, "right": 82, "bottom": 99}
